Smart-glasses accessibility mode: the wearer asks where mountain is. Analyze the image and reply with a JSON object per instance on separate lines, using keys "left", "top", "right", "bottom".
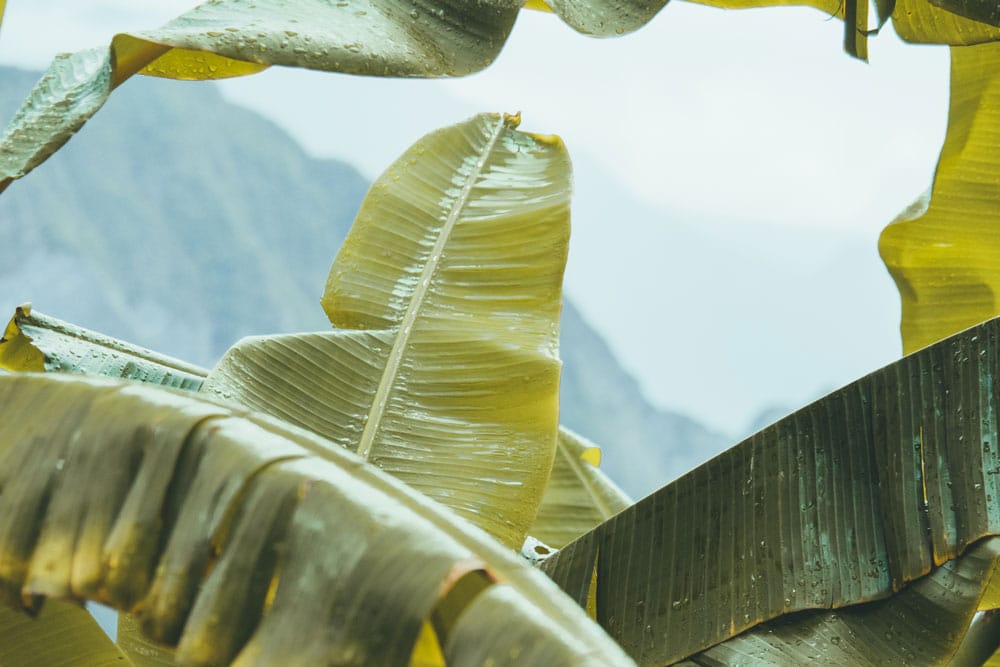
{"left": 0, "top": 66, "right": 729, "bottom": 498}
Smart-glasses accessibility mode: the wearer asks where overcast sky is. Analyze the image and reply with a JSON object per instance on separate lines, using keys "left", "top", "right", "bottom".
{"left": 0, "top": 2, "right": 952, "bottom": 437}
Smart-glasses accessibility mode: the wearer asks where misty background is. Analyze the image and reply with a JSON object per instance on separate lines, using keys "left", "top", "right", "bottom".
{"left": 0, "top": 2, "right": 953, "bottom": 495}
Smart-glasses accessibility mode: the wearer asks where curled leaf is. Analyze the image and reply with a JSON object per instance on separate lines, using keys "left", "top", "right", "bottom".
{"left": 204, "top": 113, "right": 570, "bottom": 548}
{"left": 0, "top": 373, "right": 633, "bottom": 666}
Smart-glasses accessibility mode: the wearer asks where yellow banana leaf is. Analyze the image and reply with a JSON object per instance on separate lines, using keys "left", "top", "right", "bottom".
{"left": 0, "top": 372, "right": 633, "bottom": 666}
{"left": 530, "top": 428, "right": 632, "bottom": 549}
{"left": 0, "top": 305, "right": 207, "bottom": 389}
{"left": 949, "top": 609, "right": 1000, "bottom": 666}
{"left": 0, "top": 599, "right": 132, "bottom": 666}
{"left": 117, "top": 613, "right": 175, "bottom": 666}
{"left": 202, "top": 113, "right": 568, "bottom": 549}
{"left": 893, "top": 0, "right": 1000, "bottom": 43}
{"left": 542, "top": 316, "right": 1000, "bottom": 664}
{"left": 880, "top": 42, "right": 1000, "bottom": 354}
{"left": 685, "top": 537, "right": 1000, "bottom": 665}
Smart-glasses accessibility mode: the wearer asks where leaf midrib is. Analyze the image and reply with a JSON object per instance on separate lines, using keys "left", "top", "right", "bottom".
{"left": 355, "top": 116, "right": 508, "bottom": 460}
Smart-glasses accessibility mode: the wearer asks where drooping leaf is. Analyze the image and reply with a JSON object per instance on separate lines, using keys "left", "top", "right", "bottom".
{"left": 542, "top": 316, "right": 1000, "bottom": 665}
{"left": 0, "top": 599, "right": 133, "bottom": 666}
{"left": 0, "top": 305, "right": 207, "bottom": 389}
{"left": 880, "top": 42, "right": 1000, "bottom": 353}
{"left": 0, "top": 0, "right": 522, "bottom": 192}
{"left": 683, "top": 537, "right": 1000, "bottom": 665}
{"left": 543, "top": 0, "right": 868, "bottom": 57}
{"left": 0, "top": 373, "right": 633, "bottom": 666}
{"left": 202, "top": 113, "right": 569, "bottom": 548}
{"left": 529, "top": 427, "right": 632, "bottom": 549}
{"left": 0, "top": 0, "right": 881, "bottom": 194}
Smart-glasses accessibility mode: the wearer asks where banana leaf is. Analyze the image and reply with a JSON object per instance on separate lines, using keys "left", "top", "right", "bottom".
{"left": 681, "top": 537, "right": 1000, "bottom": 664}
{"left": 892, "top": 0, "right": 1000, "bottom": 43}
{"left": 929, "top": 0, "right": 1000, "bottom": 27}
{"left": 201, "top": 113, "right": 568, "bottom": 549}
{"left": 530, "top": 428, "right": 632, "bottom": 550}
{"left": 0, "top": 599, "right": 132, "bottom": 666}
{"left": 542, "top": 315, "right": 1000, "bottom": 665}
{"left": 0, "top": 372, "right": 633, "bottom": 666}
{"left": 0, "top": 0, "right": 522, "bottom": 193}
{"left": 540, "top": 0, "right": 869, "bottom": 56}
{"left": 0, "top": 305, "right": 207, "bottom": 389}
{"left": 0, "top": 0, "right": 878, "bottom": 195}
{"left": 880, "top": 42, "right": 1000, "bottom": 354}
{"left": 950, "top": 609, "right": 1000, "bottom": 666}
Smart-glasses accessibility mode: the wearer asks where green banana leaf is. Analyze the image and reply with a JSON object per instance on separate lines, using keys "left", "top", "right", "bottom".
{"left": 0, "top": 599, "right": 132, "bottom": 666}
{"left": 0, "top": 305, "right": 207, "bottom": 389}
{"left": 201, "top": 113, "right": 568, "bottom": 548}
{"left": 681, "top": 537, "right": 1000, "bottom": 664}
{"left": 0, "top": 0, "right": 875, "bottom": 195}
{"left": 0, "top": 372, "right": 633, "bottom": 666}
{"left": 529, "top": 428, "right": 632, "bottom": 550}
{"left": 881, "top": 42, "right": 1000, "bottom": 354}
{"left": 541, "top": 315, "right": 1000, "bottom": 665}
{"left": 0, "top": 0, "right": 521, "bottom": 193}
{"left": 117, "top": 612, "right": 176, "bottom": 666}
{"left": 538, "top": 0, "right": 868, "bottom": 56}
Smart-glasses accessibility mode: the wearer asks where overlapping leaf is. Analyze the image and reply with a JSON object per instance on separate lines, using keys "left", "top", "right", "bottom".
{"left": 880, "top": 42, "right": 1000, "bottom": 353}
{"left": 530, "top": 428, "right": 632, "bottom": 550}
{"left": 538, "top": 0, "right": 869, "bottom": 55}
{"left": 0, "top": 373, "right": 633, "bottom": 666}
{"left": 0, "top": 600, "right": 131, "bottom": 666}
{"left": 0, "top": 0, "right": 876, "bottom": 194}
{"left": 683, "top": 537, "right": 1000, "bottom": 665}
{"left": 0, "top": 0, "right": 522, "bottom": 193}
{"left": 541, "top": 316, "right": 1000, "bottom": 665}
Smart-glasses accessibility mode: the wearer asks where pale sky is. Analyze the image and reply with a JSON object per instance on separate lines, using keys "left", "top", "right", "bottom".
{"left": 0, "top": 2, "right": 952, "bottom": 436}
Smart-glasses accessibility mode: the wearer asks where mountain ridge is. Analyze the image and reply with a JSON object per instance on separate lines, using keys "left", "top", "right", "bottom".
{"left": 0, "top": 66, "right": 729, "bottom": 497}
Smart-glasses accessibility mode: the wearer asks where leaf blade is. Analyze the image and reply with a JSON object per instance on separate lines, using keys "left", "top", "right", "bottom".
{"left": 0, "top": 305, "right": 207, "bottom": 389}
{"left": 0, "top": 0, "right": 521, "bottom": 191}
{"left": 880, "top": 42, "right": 1000, "bottom": 353}
{"left": 529, "top": 428, "right": 632, "bottom": 549}
{"left": 0, "top": 600, "right": 133, "bottom": 667}
{"left": 0, "top": 372, "right": 633, "bottom": 666}
{"left": 205, "top": 114, "right": 570, "bottom": 548}
{"left": 543, "top": 316, "right": 1000, "bottom": 664}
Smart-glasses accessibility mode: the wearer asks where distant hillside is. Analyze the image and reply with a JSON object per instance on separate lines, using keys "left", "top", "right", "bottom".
{"left": 0, "top": 66, "right": 728, "bottom": 497}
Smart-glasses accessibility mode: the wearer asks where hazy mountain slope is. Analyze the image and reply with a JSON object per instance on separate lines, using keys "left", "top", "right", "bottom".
{"left": 0, "top": 66, "right": 728, "bottom": 497}
{"left": 1, "top": 69, "right": 366, "bottom": 362}
{"left": 560, "top": 301, "right": 729, "bottom": 493}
